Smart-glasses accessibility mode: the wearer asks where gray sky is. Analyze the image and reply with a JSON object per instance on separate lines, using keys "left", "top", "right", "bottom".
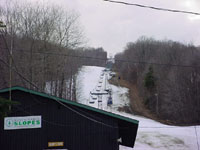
{"left": 4, "top": 0, "right": 200, "bottom": 55}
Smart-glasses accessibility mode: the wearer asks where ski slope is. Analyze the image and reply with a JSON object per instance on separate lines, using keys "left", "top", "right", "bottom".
{"left": 76, "top": 66, "right": 200, "bottom": 150}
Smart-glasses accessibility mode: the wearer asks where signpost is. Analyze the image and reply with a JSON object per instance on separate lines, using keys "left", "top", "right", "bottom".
{"left": 4, "top": 116, "right": 41, "bottom": 130}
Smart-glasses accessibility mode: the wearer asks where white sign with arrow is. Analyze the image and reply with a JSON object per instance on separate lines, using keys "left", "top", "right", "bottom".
{"left": 4, "top": 116, "right": 42, "bottom": 130}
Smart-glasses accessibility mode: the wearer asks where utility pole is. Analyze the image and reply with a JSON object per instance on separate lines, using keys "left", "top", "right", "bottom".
{"left": 0, "top": 21, "right": 12, "bottom": 110}
{"left": 155, "top": 93, "right": 158, "bottom": 115}
{"left": 155, "top": 85, "right": 159, "bottom": 115}
{"left": 9, "top": 33, "right": 13, "bottom": 110}
{"left": 104, "top": 72, "right": 107, "bottom": 90}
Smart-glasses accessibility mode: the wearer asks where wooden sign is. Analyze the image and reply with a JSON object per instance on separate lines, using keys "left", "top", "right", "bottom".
{"left": 48, "top": 142, "right": 64, "bottom": 147}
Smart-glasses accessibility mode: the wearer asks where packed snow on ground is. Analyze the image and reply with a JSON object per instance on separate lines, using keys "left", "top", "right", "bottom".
{"left": 76, "top": 66, "right": 200, "bottom": 150}
{"left": 76, "top": 66, "right": 130, "bottom": 111}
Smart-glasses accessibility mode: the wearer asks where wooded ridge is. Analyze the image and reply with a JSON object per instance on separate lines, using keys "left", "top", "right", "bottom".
{"left": 0, "top": 1, "right": 107, "bottom": 101}
{"left": 114, "top": 37, "right": 200, "bottom": 125}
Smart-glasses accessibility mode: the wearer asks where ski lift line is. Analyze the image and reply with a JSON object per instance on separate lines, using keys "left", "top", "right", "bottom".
{"left": 2, "top": 47, "right": 200, "bottom": 68}
{"left": 103, "top": 0, "right": 200, "bottom": 16}
{"left": 90, "top": 92, "right": 109, "bottom": 95}
{"left": 91, "top": 95, "right": 98, "bottom": 100}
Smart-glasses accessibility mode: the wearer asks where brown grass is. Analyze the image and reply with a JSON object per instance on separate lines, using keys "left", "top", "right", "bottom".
{"left": 109, "top": 75, "right": 176, "bottom": 125}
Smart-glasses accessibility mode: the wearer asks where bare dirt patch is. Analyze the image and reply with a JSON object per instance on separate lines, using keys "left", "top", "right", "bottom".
{"left": 109, "top": 75, "right": 174, "bottom": 125}
{"left": 109, "top": 76, "right": 155, "bottom": 118}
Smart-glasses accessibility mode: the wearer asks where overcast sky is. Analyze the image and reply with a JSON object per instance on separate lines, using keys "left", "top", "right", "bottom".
{"left": 3, "top": 0, "right": 200, "bottom": 55}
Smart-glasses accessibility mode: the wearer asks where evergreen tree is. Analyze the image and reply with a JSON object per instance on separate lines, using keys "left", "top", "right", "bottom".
{"left": 0, "top": 97, "right": 18, "bottom": 119}
{"left": 144, "top": 66, "right": 155, "bottom": 90}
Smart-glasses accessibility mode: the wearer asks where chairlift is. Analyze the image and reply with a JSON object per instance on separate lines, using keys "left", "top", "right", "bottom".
{"left": 98, "top": 99, "right": 102, "bottom": 102}
{"left": 105, "top": 88, "right": 109, "bottom": 92}
{"left": 91, "top": 95, "right": 97, "bottom": 100}
{"left": 89, "top": 101, "right": 95, "bottom": 104}
{"left": 96, "top": 88, "right": 100, "bottom": 92}
{"left": 105, "top": 88, "right": 111, "bottom": 93}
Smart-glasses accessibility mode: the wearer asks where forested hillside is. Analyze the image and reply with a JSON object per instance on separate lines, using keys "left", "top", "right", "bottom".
{"left": 0, "top": 1, "right": 107, "bottom": 100}
{"left": 114, "top": 37, "right": 200, "bottom": 124}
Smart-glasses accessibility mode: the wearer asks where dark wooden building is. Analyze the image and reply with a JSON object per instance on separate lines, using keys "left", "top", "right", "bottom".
{"left": 0, "top": 86, "right": 139, "bottom": 150}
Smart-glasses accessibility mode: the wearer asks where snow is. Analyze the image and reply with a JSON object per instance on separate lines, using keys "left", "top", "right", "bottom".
{"left": 76, "top": 66, "right": 104, "bottom": 105}
{"left": 76, "top": 66, "right": 200, "bottom": 150}
{"left": 76, "top": 66, "right": 129, "bottom": 111}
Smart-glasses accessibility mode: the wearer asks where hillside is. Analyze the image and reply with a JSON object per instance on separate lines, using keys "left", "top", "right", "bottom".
{"left": 76, "top": 66, "right": 200, "bottom": 150}
{"left": 114, "top": 37, "right": 200, "bottom": 125}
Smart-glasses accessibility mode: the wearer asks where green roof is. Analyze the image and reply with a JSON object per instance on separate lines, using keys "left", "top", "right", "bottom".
{"left": 0, "top": 86, "right": 139, "bottom": 125}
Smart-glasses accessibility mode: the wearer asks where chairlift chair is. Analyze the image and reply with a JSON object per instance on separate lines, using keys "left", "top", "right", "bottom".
{"left": 107, "top": 97, "right": 113, "bottom": 105}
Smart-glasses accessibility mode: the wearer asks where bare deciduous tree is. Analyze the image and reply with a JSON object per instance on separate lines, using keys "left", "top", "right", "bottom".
{"left": 115, "top": 37, "right": 200, "bottom": 124}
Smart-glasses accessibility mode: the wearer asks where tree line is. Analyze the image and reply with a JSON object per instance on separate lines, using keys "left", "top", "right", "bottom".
{"left": 114, "top": 37, "right": 200, "bottom": 124}
{"left": 0, "top": 1, "right": 107, "bottom": 101}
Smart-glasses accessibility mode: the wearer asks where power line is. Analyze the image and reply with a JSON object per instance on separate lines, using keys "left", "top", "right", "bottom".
{"left": 1, "top": 28, "right": 199, "bottom": 143}
{"left": 103, "top": 0, "right": 200, "bottom": 16}
{"left": 1, "top": 51, "right": 199, "bottom": 148}
{"left": 1, "top": 45, "right": 200, "bottom": 68}
{"left": 1, "top": 51, "right": 200, "bottom": 136}
{"left": 0, "top": 32, "right": 39, "bottom": 90}
{"left": 0, "top": 58, "right": 38, "bottom": 88}
{"left": 0, "top": 45, "right": 134, "bottom": 129}
{"left": 12, "top": 48, "right": 107, "bottom": 61}
{"left": 6, "top": 48, "right": 200, "bottom": 68}
{"left": 13, "top": 104, "right": 117, "bottom": 129}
